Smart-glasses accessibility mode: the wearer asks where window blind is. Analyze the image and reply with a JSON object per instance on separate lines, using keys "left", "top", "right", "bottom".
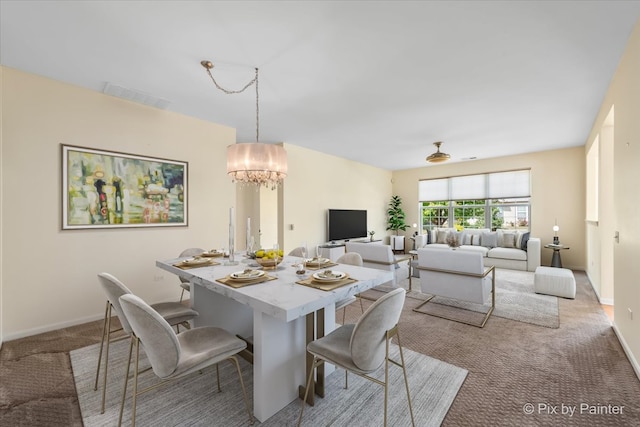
{"left": 419, "top": 169, "right": 530, "bottom": 202}
{"left": 418, "top": 178, "right": 448, "bottom": 202}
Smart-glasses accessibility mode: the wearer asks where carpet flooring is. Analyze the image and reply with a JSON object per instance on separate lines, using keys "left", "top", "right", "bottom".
{"left": 2, "top": 269, "right": 640, "bottom": 426}
{"left": 71, "top": 339, "right": 467, "bottom": 426}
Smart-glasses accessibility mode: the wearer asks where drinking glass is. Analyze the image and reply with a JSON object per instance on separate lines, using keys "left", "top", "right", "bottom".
{"left": 316, "top": 245, "right": 323, "bottom": 260}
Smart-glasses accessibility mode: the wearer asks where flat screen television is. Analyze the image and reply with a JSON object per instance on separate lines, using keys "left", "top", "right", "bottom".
{"left": 327, "top": 209, "right": 368, "bottom": 242}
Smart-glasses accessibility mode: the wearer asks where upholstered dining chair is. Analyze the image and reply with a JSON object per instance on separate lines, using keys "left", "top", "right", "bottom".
{"left": 335, "top": 252, "right": 365, "bottom": 323}
{"left": 118, "top": 294, "right": 254, "bottom": 427}
{"left": 288, "top": 246, "right": 306, "bottom": 257}
{"left": 298, "top": 288, "right": 414, "bottom": 427}
{"left": 178, "top": 247, "right": 205, "bottom": 302}
{"left": 95, "top": 273, "right": 198, "bottom": 414}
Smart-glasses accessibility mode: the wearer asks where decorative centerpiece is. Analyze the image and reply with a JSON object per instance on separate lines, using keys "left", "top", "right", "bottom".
{"left": 369, "top": 230, "right": 376, "bottom": 241}
{"left": 446, "top": 233, "right": 461, "bottom": 249}
{"left": 252, "top": 248, "right": 284, "bottom": 269}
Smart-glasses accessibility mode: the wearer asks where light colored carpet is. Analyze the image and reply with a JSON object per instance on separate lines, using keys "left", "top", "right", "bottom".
{"left": 71, "top": 336, "right": 467, "bottom": 426}
{"left": 377, "top": 268, "right": 559, "bottom": 328}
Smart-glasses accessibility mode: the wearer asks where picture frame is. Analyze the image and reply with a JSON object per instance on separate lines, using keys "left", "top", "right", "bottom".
{"left": 62, "top": 144, "right": 188, "bottom": 229}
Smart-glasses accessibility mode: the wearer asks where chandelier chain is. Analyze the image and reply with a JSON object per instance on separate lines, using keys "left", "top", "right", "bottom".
{"left": 204, "top": 66, "right": 260, "bottom": 143}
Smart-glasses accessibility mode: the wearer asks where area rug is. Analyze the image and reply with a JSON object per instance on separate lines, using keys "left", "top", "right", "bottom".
{"left": 71, "top": 337, "right": 467, "bottom": 426}
{"left": 368, "top": 268, "right": 559, "bottom": 328}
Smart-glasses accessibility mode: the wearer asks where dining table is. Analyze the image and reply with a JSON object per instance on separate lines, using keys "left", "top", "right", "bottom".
{"left": 156, "top": 254, "right": 394, "bottom": 422}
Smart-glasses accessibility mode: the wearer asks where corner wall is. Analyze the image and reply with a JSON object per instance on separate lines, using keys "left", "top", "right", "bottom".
{"left": 584, "top": 19, "right": 640, "bottom": 377}
{"left": 1, "top": 67, "right": 236, "bottom": 340}
{"left": 392, "top": 147, "right": 586, "bottom": 270}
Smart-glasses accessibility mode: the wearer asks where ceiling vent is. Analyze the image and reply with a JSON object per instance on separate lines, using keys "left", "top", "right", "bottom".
{"left": 103, "top": 82, "right": 171, "bottom": 110}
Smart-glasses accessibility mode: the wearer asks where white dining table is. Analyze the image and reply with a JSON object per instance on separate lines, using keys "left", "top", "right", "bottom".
{"left": 156, "top": 255, "right": 393, "bottom": 422}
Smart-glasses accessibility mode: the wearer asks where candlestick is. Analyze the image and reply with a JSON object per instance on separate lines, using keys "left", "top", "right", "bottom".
{"left": 225, "top": 207, "right": 238, "bottom": 265}
{"left": 246, "top": 217, "right": 253, "bottom": 255}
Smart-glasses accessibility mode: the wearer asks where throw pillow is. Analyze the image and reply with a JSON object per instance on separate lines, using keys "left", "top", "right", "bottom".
{"left": 481, "top": 231, "right": 498, "bottom": 248}
{"left": 462, "top": 232, "right": 472, "bottom": 246}
{"left": 471, "top": 234, "right": 481, "bottom": 246}
{"left": 436, "top": 229, "right": 448, "bottom": 244}
{"left": 502, "top": 232, "right": 516, "bottom": 248}
{"left": 520, "top": 232, "right": 530, "bottom": 250}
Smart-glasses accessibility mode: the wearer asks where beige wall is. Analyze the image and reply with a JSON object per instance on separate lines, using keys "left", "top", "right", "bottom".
{"left": 392, "top": 147, "right": 586, "bottom": 270}
{"left": 0, "top": 67, "right": 394, "bottom": 342}
{"left": 280, "top": 143, "right": 392, "bottom": 252}
{"left": 584, "top": 20, "right": 640, "bottom": 376}
{"left": 1, "top": 67, "right": 236, "bottom": 340}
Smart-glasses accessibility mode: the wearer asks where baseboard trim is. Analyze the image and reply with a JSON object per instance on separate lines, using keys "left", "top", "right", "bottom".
{"left": 3, "top": 313, "right": 103, "bottom": 342}
{"left": 611, "top": 321, "right": 640, "bottom": 381}
{"left": 599, "top": 298, "right": 614, "bottom": 306}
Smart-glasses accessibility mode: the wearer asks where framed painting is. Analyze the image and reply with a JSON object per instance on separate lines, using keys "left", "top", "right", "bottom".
{"left": 62, "top": 144, "right": 188, "bottom": 229}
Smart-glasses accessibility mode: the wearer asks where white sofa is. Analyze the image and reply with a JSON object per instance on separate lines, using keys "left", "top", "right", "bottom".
{"left": 345, "top": 242, "right": 410, "bottom": 286}
{"left": 414, "top": 228, "right": 540, "bottom": 272}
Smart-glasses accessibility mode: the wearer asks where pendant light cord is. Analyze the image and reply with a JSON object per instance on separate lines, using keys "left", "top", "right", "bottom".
{"left": 201, "top": 61, "right": 260, "bottom": 143}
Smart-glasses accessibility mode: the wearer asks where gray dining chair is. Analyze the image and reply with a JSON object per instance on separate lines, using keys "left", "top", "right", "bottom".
{"left": 118, "top": 294, "right": 254, "bottom": 427}
{"left": 298, "top": 288, "right": 414, "bottom": 427}
{"left": 178, "top": 247, "right": 205, "bottom": 302}
{"left": 95, "top": 273, "right": 198, "bottom": 414}
{"left": 335, "top": 252, "right": 365, "bottom": 323}
{"left": 288, "top": 246, "right": 306, "bottom": 257}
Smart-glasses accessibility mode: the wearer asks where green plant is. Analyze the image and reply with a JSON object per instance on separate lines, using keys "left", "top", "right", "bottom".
{"left": 386, "top": 195, "right": 408, "bottom": 235}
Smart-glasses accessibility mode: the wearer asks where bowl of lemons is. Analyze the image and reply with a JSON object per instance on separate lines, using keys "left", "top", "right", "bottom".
{"left": 253, "top": 248, "right": 285, "bottom": 269}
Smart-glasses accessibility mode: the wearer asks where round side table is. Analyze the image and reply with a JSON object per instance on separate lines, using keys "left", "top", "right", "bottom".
{"left": 544, "top": 244, "right": 570, "bottom": 268}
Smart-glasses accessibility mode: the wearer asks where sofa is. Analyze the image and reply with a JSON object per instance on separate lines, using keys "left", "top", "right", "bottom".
{"left": 413, "top": 228, "right": 540, "bottom": 272}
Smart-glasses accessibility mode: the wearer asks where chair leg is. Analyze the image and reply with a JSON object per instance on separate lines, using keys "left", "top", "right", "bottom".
{"left": 179, "top": 287, "right": 185, "bottom": 303}
{"left": 359, "top": 295, "right": 364, "bottom": 313}
{"left": 396, "top": 330, "right": 416, "bottom": 427}
{"left": 216, "top": 363, "right": 221, "bottom": 392}
{"left": 100, "top": 306, "right": 113, "bottom": 414}
{"left": 94, "top": 301, "right": 110, "bottom": 391}
{"left": 131, "top": 337, "right": 141, "bottom": 427}
{"left": 342, "top": 306, "right": 347, "bottom": 324}
{"left": 118, "top": 336, "right": 135, "bottom": 427}
{"left": 298, "top": 356, "right": 319, "bottom": 426}
{"left": 229, "top": 356, "right": 254, "bottom": 425}
{"left": 384, "top": 336, "right": 390, "bottom": 427}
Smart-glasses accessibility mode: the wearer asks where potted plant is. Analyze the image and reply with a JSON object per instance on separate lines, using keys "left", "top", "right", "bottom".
{"left": 386, "top": 195, "right": 408, "bottom": 251}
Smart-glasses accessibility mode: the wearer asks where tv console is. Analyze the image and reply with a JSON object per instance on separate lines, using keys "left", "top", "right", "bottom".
{"left": 320, "top": 239, "right": 383, "bottom": 261}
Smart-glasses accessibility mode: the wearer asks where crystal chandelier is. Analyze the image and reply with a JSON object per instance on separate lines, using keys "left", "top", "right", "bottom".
{"left": 201, "top": 60, "right": 287, "bottom": 189}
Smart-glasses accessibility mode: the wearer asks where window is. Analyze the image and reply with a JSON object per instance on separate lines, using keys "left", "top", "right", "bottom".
{"left": 419, "top": 170, "right": 531, "bottom": 233}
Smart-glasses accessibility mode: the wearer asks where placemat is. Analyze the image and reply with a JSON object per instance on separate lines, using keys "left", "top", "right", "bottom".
{"left": 304, "top": 261, "right": 338, "bottom": 270}
{"left": 296, "top": 277, "right": 357, "bottom": 291}
{"left": 216, "top": 274, "right": 277, "bottom": 288}
{"left": 200, "top": 252, "right": 224, "bottom": 258}
{"left": 173, "top": 260, "right": 219, "bottom": 269}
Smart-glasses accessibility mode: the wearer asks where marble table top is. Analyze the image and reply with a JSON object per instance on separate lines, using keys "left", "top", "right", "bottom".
{"left": 156, "top": 255, "right": 394, "bottom": 322}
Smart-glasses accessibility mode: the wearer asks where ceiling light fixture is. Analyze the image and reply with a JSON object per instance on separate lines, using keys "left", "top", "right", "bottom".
{"left": 426, "top": 141, "right": 451, "bottom": 163}
{"left": 201, "top": 60, "right": 287, "bottom": 189}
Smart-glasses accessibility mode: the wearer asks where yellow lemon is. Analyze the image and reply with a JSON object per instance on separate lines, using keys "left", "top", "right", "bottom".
{"left": 256, "top": 250, "right": 265, "bottom": 258}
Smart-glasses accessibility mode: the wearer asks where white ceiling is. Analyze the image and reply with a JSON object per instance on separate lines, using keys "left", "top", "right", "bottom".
{"left": 2, "top": 1, "right": 639, "bottom": 171}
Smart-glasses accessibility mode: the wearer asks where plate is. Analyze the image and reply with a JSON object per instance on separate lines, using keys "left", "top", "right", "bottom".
{"left": 312, "top": 270, "right": 347, "bottom": 282}
{"left": 230, "top": 269, "right": 265, "bottom": 281}
{"left": 180, "top": 257, "right": 211, "bottom": 266}
{"left": 201, "top": 250, "right": 224, "bottom": 257}
{"left": 306, "top": 257, "right": 330, "bottom": 266}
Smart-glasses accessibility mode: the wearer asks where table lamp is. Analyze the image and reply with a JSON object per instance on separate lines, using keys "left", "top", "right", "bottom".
{"left": 553, "top": 224, "right": 560, "bottom": 245}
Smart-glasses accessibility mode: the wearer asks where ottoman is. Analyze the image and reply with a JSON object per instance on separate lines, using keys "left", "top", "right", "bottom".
{"left": 534, "top": 266, "right": 576, "bottom": 299}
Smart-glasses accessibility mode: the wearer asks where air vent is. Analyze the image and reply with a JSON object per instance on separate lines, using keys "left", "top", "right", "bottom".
{"left": 103, "top": 82, "right": 171, "bottom": 110}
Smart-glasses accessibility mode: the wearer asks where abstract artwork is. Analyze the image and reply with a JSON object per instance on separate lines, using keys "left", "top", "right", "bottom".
{"left": 62, "top": 145, "right": 188, "bottom": 229}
